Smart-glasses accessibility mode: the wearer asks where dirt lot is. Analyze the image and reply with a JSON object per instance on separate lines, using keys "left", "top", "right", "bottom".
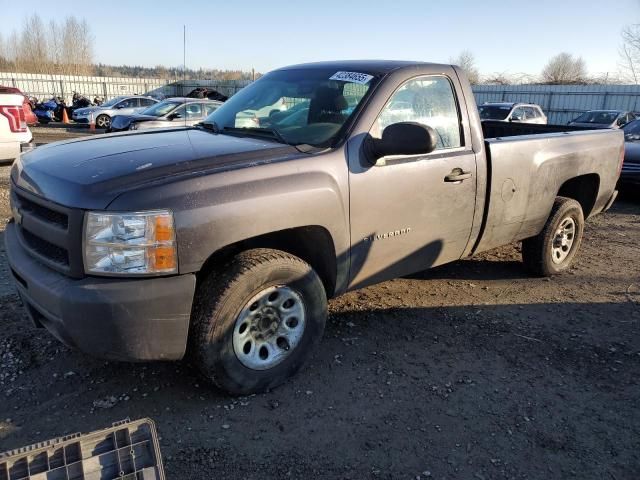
{"left": 0, "top": 130, "right": 639, "bottom": 479}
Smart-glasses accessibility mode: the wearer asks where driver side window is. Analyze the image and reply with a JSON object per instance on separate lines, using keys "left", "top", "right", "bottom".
{"left": 374, "top": 75, "right": 462, "bottom": 150}
{"left": 117, "top": 98, "right": 135, "bottom": 109}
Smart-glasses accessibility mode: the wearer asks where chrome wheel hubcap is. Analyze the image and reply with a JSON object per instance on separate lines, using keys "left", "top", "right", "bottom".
{"left": 233, "top": 285, "right": 306, "bottom": 370}
{"left": 551, "top": 217, "right": 576, "bottom": 264}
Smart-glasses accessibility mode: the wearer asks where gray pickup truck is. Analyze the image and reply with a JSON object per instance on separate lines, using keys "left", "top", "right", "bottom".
{"left": 6, "top": 61, "right": 622, "bottom": 394}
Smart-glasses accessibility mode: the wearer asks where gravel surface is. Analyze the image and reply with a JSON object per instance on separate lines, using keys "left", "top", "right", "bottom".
{"left": 0, "top": 131, "right": 638, "bottom": 479}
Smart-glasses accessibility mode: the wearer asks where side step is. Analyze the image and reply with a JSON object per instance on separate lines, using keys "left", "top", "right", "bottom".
{"left": 0, "top": 418, "right": 165, "bottom": 480}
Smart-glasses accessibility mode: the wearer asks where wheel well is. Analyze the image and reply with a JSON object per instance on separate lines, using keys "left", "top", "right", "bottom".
{"left": 197, "top": 226, "right": 338, "bottom": 298}
{"left": 557, "top": 174, "right": 600, "bottom": 218}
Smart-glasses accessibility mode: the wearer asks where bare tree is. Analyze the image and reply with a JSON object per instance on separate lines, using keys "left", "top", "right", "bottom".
{"left": 48, "top": 20, "right": 64, "bottom": 74}
{"left": 450, "top": 50, "right": 480, "bottom": 85}
{"left": 7, "top": 31, "right": 20, "bottom": 72}
{"left": 0, "top": 33, "right": 7, "bottom": 70}
{"left": 18, "top": 14, "right": 49, "bottom": 73}
{"left": 0, "top": 14, "right": 94, "bottom": 76}
{"left": 481, "top": 71, "right": 513, "bottom": 85}
{"left": 60, "top": 16, "right": 93, "bottom": 75}
{"left": 619, "top": 24, "right": 640, "bottom": 84}
{"left": 541, "top": 53, "right": 587, "bottom": 84}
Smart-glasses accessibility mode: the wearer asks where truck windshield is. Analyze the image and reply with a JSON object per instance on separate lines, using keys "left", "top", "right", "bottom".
{"left": 478, "top": 105, "right": 512, "bottom": 120}
{"left": 201, "top": 68, "right": 378, "bottom": 147}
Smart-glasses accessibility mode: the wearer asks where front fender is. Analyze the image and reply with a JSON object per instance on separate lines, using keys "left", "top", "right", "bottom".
{"left": 108, "top": 149, "right": 351, "bottom": 290}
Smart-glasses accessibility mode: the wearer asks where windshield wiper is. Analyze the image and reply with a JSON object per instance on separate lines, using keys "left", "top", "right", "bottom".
{"left": 196, "top": 124, "right": 313, "bottom": 153}
{"left": 221, "top": 126, "right": 290, "bottom": 145}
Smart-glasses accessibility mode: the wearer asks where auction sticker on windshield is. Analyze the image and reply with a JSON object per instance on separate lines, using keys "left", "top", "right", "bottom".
{"left": 329, "top": 71, "right": 374, "bottom": 84}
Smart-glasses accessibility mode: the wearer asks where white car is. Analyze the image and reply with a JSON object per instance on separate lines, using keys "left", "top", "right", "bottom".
{"left": 0, "top": 93, "right": 33, "bottom": 163}
{"left": 478, "top": 102, "right": 548, "bottom": 124}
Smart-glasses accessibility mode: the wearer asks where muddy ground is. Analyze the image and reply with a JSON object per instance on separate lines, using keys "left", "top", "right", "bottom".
{"left": 0, "top": 130, "right": 639, "bottom": 479}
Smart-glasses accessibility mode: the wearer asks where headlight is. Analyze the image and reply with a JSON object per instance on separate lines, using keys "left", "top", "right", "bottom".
{"left": 83, "top": 210, "right": 177, "bottom": 276}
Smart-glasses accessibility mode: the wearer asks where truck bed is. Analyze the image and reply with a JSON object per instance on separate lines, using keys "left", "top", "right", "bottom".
{"left": 481, "top": 120, "right": 591, "bottom": 139}
{"left": 472, "top": 123, "right": 623, "bottom": 255}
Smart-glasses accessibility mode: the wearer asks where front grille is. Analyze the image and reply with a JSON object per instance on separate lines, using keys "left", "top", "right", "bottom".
{"left": 11, "top": 185, "right": 85, "bottom": 277}
{"left": 16, "top": 193, "right": 68, "bottom": 228}
{"left": 21, "top": 229, "right": 70, "bottom": 267}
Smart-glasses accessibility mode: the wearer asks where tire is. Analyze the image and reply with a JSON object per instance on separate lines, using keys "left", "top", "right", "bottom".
{"left": 190, "top": 248, "right": 327, "bottom": 395}
{"left": 522, "top": 196, "right": 584, "bottom": 276}
{"left": 95, "top": 114, "right": 110, "bottom": 129}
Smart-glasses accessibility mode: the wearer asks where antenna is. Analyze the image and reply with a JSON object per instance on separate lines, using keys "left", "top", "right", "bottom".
{"left": 183, "top": 25, "right": 187, "bottom": 127}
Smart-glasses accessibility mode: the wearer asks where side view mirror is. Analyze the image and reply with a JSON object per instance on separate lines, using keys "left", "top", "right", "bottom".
{"left": 510, "top": 115, "right": 522, "bottom": 122}
{"left": 168, "top": 112, "right": 182, "bottom": 120}
{"left": 116, "top": 104, "right": 126, "bottom": 109}
{"left": 367, "top": 122, "right": 438, "bottom": 161}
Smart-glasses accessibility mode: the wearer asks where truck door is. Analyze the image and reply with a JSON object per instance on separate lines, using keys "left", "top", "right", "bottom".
{"left": 347, "top": 74, "right": 477, "bottom": 289}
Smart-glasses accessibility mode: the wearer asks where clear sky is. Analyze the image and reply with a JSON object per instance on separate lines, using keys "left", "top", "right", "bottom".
{"left": 1, "top": 0, "right": 638, "bottom": 76}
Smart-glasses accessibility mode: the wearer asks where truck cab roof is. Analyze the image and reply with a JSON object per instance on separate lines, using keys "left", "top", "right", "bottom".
{"left": 276, "top": 60, "right": 447, "bottom": 75}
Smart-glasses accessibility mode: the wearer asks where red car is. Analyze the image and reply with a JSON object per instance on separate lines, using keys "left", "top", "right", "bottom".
{"left": 0, "top": 86, "right": 38, "bottom": 126}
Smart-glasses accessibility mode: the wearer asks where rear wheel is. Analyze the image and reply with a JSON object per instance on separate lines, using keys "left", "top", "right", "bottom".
{"left": 190, "top": 248, "right": 327, "bottom": 394}
{"left": 95, "top": 114, "right": 110, "bottom": 129}
{"left": 522, "top": 196, "right": 584, "bottom": 276}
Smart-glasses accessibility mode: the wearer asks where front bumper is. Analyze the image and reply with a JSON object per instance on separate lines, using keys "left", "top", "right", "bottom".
{"left": 5, "top": 221, "right": 196, "bottom": 361}
{"left": 72, "top": 111, "right": 94, "bottom": 123}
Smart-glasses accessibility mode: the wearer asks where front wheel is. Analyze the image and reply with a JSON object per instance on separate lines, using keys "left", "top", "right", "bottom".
{"left": 95, "top": 114, "right": 110, "bottom": 129}
{"left": 190, "top": 248, "right": 327, "bottom": 395}
{"left": 522, "top": 196, "right": 585, "bottom": 276}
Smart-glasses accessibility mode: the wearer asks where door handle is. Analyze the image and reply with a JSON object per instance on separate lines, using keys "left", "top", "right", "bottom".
{"left": 444, "top": 168, "right": 472, "bottom": 183}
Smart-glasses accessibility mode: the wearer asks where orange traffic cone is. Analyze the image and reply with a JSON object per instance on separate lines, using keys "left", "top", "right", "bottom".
{"left": 89, "top": 113, "right": 95, "bottom": 131}
{"left": 62, "top": 108, "right": 70, "bottom": 124}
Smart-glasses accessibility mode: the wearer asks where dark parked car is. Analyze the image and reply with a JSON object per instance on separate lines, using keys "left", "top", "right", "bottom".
{"left": 108, "top": 98, "right": 222, "bottom": 132}
{"left": 185, "top": 87, "right": 228, "bottom": 102}
{"left": 568, "top": 110, "right": 636, "bottom": 129}
{"left": 620, "top": 119, "right": 640, "bottom": 188}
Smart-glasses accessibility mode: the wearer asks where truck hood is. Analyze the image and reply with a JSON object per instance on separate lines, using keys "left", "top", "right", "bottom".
{"left": 12, "top": 128, "right": 299, "bottom": 209}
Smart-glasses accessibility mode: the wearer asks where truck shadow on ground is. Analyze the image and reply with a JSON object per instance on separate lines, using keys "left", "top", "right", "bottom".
{"left": 406, "top": 258, "right": 528, "bottom": 281}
